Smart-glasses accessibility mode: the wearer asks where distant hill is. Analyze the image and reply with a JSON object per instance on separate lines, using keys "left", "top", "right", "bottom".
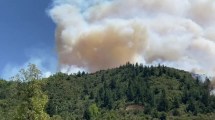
{"left": 0, "top": 63, "right": 215, "bottom": 120}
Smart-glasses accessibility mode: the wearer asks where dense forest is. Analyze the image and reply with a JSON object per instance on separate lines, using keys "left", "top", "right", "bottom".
{"left": 0, "top": 63, "right": 215, "bottom": 120}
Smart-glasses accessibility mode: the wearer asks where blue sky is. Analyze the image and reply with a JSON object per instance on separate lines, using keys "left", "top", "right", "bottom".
{"left": 0, "top": 0, "right": 57, "bottom": 79}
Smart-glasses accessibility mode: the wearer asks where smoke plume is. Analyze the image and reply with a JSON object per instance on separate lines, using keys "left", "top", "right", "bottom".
{"left": 49, "top": 0, "right": 215, "bottom": 76}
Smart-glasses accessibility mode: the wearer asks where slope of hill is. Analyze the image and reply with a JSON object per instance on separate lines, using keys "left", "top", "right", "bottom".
{"left": 0, "top": 63, "right": 215, "bottom": 120}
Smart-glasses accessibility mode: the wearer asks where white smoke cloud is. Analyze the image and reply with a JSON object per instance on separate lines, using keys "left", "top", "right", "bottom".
{"left": 60, "top": 65, "right": 86, "bottom": 74}
{"left": 49, "top": 0, "right": 215, "bottom": 77}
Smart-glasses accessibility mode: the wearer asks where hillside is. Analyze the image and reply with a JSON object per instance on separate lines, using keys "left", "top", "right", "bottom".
{"left": 0, "top": 63, "right": 215, "bottom": 120}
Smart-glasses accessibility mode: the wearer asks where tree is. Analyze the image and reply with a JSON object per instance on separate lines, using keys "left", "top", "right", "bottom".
{"left": 83, "top": 103, "right": 99, "bottom": 120}
{"left": 186, "top": 99, "right": 197, "bottom": 115}
{"left": 13, "top": 64, "right": 50, "bottom": 120}
{"left": 103, "top": 89, "right": 113, "bottom": 109}
{"left": 127, "top": 80, "right": 135, "bottom": 101}
{"left": 110, "top": 79, "right": 116, "bottom": 89}
{"left": 157, "top": 89, "right": 169, "bottom": 112}
{"left": 172, "top": 97, "right": 179, "bottom": 109}
{"left": 159, "top": 112, "right": 167, "bottom": 120}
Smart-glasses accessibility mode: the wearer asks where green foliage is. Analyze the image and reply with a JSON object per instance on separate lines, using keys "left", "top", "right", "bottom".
{"left": 157, "top": 89, "right": 169, "bottom": 112}
{"left": 0, "top": 63, "right": 215, "bottom": 119}
{"left": 13, "top": 64, "right": 50, "bottom": 120}
{"left": 84, "top": 103, "right": 100, "bottom": 120}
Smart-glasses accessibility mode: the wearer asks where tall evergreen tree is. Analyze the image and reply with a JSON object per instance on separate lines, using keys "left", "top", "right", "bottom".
{"left": 157, "top": 89, "right": 169, "bottom": 112}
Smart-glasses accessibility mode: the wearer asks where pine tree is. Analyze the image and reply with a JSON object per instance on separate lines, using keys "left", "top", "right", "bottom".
{"left": 157, "top": 89, "right": 169, "bottom": 112}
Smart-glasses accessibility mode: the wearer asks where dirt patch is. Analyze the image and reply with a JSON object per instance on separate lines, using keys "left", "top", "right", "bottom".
{"left": 125, "top": 104, "right": 144, "bottom": 111}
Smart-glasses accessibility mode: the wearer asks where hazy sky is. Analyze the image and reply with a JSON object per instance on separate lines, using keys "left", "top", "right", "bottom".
{"left": 0, "top": 0, "right": 57, "bottom": 79}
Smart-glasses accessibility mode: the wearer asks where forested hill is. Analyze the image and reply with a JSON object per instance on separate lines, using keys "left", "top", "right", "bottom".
{"left": 0, "top": 63, "right": 215, "bottom": 120}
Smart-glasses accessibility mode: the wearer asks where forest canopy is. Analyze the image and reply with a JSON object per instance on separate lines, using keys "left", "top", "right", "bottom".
{"left": 0, "top": 63, "right": 215, "bottom": 120}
